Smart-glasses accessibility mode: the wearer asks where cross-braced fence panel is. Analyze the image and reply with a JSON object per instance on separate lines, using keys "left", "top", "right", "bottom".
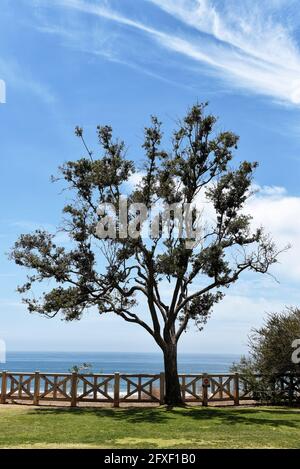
{"left": 208, "top": 375, "right": 235, "bottom": 401}
{"left": 5, "top": 373, "right": 35, "bottom": 401}
{"left": 76, "top": 374, "right": 114, "bottom": 402}
{"left": 179, "top": 375, "right": 203, "bottom": 402}
{"left": 39, "top": 373, "right": 72, "bottom": 401}
{"left": 119, "top": 374, "right": 161, "bottom": 402}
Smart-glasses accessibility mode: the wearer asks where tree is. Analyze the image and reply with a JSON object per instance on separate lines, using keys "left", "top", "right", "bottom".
{"left": 10, "top": 103, "right": 282, "bottom": 405}
{"left": 69, "top": 363, "right": 93, "bottom": 374}
{"left": 231, "top": 308, "right": 300, "bottom": 404}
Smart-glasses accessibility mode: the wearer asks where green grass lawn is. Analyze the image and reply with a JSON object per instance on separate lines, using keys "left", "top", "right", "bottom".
{"left": 0, "top": 405, "right": 300, "bottom": 449}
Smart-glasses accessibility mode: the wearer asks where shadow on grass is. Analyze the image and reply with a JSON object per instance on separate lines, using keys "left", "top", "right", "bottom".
{"left": 29, "top": 407, "right": 168, "bottom": 424}
{"left": 27, "top": 405, "right": 300, "bottom": 428}
{"left": 167, "top": 407, "right": 300, "bottom": 428}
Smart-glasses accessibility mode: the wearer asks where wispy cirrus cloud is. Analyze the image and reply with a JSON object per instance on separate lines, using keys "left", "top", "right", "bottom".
{"left": 0, "top": 57, "right": 56, "bottom": 105}
{"left": 34, "top": 0, "right": 300, "bottom": 105}
{"left": 147, "top": 0, "right": 300, "bottom": 105}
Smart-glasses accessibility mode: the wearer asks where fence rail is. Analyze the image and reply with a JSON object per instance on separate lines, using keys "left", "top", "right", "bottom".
{"left": 0, "top": 371, "right": 299, "bottom": 407}
{"left": 0, "top": 371, "right": 248, "bottom": 407}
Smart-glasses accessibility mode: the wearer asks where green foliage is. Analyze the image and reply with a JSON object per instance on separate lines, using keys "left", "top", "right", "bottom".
{"left": 232, "top": 308, "right": 300, "bottom": 404}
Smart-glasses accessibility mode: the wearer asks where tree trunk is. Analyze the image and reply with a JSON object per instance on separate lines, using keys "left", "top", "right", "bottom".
{"left": 163, "top": 342, "right": 183, "bottom": 405}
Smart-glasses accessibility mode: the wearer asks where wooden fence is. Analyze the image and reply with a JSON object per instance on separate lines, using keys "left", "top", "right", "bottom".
{"left": 0, "top": 371, "right": 258, "bottom": 407}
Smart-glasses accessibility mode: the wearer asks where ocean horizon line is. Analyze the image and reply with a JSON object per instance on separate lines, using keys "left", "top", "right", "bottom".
{"left": 6, "top": 350, "right": 242, "bottom": 356}
{"left": 1, "top": 351, "right": 242, "bottom": 375}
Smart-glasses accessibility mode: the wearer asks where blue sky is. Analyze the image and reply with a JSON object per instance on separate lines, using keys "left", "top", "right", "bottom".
{"left": 1, "top": 0, "right": 300, "bottom": 354}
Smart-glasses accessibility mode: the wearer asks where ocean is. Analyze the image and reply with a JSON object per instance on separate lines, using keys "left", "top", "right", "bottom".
{"left": 0, "top": 351, "right": 240, "bottom": 374}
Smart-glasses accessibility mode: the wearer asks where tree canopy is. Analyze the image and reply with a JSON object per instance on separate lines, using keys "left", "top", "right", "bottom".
{"left": 233, "top": 308, "right": 300, "bottom": 376}
{"left": 10, "top": 103, "right": 283, "bottom": 404}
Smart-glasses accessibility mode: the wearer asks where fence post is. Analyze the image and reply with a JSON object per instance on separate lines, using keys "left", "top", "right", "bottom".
{"left": 181, "top": 375, "right": 186, "bottom": 402}
{"left": 202, "top": 373, "right": 208, "bottom": 407}
{"left": 159, "top": 372, "right": 165, "bottom": 405}
{"left": 1, "top": 371, "right": 7, "bottom": 404}
{"left": 33, "top": 371, "right": 40, "bottom": 406}
{"left": 71, "top": 372, "right": 78, "bottom": 407}
{"left": 288, "top": 375, "right": 294, "bottom": 407}
{"left": 114, "top": 372, "right": 120, "bottom": 408}
{"left": 234, "top": 373, "right": 240, "bottom": 406}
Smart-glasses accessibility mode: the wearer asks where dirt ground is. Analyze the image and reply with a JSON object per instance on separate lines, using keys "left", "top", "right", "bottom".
{"left": 1, "top": 399, "right": 256, "bottom": 409}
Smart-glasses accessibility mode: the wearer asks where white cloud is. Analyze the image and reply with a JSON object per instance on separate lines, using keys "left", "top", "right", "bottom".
{"left": 247, "top": 186, "right": 300, "bottom": 281}
{"left": 148, "top": 0, "right": 297, "bottom": 68}
{"left": 188, "top": 181, "right": 300, "bottom": 284}
{"left": 179, "top": 292, "right": 289, "bottom": 353}
{"left": 196, "top": 183, "right": 300, "bottom": 283}
{"left": 253, "top": 184, "right": 287, "bottom": 197}
{"left": 125, "top": 171, "right": 145, "bottom": 189}
{"left": 147, "top": 0, "right": 300, "bottom": 105}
